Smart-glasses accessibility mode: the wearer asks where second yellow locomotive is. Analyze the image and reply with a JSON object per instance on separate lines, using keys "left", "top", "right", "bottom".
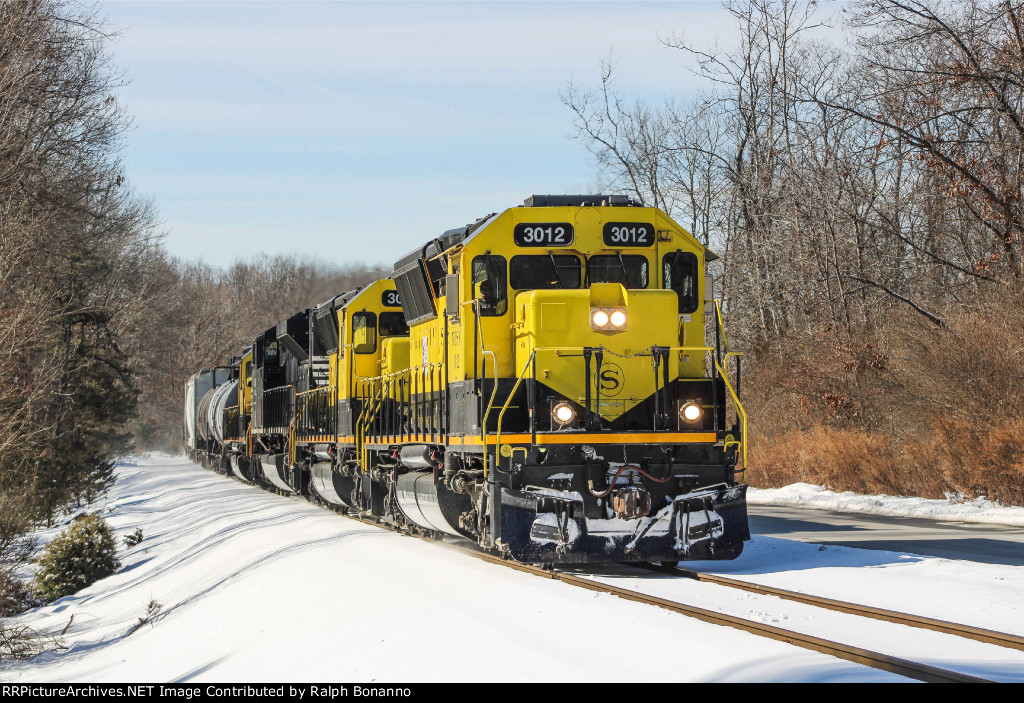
{"left": 189, "top": 194, "right": 749, "bottom": 564}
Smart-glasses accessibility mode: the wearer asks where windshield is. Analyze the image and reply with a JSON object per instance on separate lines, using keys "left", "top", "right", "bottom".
{"left": 588, "top": 255, "right": 649, "bottom": 288}
{"left": 510, "top": 255, "right": 582, "bottom": 290}
{"left": 379, "top": 311, "right": 409, "bottom": 337}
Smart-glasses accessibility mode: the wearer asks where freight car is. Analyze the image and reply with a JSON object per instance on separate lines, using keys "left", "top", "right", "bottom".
{"left": 184, "top": 195, "right": 750, "bottom": 564}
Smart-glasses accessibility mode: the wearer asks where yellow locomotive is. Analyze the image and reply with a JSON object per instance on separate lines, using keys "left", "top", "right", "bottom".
{"left": 186, "top": 195, "right": 749, "bottom": 564}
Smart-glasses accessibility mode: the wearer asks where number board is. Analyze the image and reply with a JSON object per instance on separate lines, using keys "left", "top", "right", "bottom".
{"left": 603, "top": 222, "right": 655, "bottom": 247}
{"left": 381, "top": 290, "right": 401, "bottom": 307}
{"left": 513, "top": 222, "right": 574, "bottom": 247}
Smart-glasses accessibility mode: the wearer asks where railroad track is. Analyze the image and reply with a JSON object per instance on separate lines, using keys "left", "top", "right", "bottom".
{"left": 636, "top": 562, "right": 1024, "bottom": 652}
{"left": 347, "top": 511, "right": 1006, "bottom": 682}
{"left": 226, "top": 472, "right": 1017, "bottom": 683}
{"left": 468, "top": 550, "right": 995, "bottom": 683}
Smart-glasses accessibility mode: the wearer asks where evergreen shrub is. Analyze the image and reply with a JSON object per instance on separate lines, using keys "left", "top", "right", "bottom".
{"left": 34, "top": 515, "right": 120, "bottom": 603}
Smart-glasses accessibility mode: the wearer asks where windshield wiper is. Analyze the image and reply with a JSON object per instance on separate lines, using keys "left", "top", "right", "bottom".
{"left": 548, "top": 253, "right": 564, "bottom": 289}
{"left": 616, "top": 253, "right": 632, "bottom": 288}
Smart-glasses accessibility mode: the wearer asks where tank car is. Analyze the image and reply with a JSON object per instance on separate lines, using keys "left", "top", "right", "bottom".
{"left": 183, "top": 366, "right": 233, "bottom": 467}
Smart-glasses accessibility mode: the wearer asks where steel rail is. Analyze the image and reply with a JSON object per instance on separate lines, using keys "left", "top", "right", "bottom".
{"left": 467, "top": 552, "right": 992, "bottom": 683}
{"left": 632, "top": 562, "right": 1024, "bottom": 652}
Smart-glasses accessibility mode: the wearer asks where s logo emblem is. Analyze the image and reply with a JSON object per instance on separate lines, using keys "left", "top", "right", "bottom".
{"left": 598, "top": 363, "right": 623, "bottom": 397}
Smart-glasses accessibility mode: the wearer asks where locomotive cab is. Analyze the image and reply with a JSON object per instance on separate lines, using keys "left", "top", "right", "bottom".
{"left": 299, "top": 279, "right": 409, "bottom": 511}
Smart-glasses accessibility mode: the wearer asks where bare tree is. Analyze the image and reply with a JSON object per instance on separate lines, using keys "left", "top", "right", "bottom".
{"left": 130, "top": 255, "right": 390, "bottom": 451}
{"left": 0, "top": 0, "right": 159, "bottom": 539}
{"left": 563, "top": 0, "right": 1024, "bottom": 501}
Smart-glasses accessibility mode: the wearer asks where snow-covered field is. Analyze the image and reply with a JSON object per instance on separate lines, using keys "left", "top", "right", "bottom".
{"left": 3, "top": 454, "right": 1023, "bottom": 682}
{"left": 749, "top": 482, "right": 1024, "bottom": 527}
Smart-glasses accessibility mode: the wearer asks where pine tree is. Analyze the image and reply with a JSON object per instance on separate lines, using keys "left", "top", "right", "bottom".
{"left": 34, "top": 515, "right": 120, "bottom": 603}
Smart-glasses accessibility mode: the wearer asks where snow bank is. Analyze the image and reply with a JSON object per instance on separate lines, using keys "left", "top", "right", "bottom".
{"left": 1, "top": 454, "right": 902, "bottom": 683}
{"left": 748, "top": 483, "right": 1024, "bottom": 527}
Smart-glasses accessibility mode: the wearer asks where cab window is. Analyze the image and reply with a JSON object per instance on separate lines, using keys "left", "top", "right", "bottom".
{"left": 510, "top": 255, "right": 582, "bottom": 290}
{"left": 588, "top": 255, "right": 649, "bottom": 288}
{"left": 663, "top": 252, "right": 699, "bottom": 313}
{"left": 264, "top": 341, "right": 279, "bottom": 364}
{"left": 379, "top": 311, "right": 409, "bottom": 337}
{"left": 471, "top": 255, "right": 507, "bottom": 316}
{"left": 352, "top": 312, "right": 377, "bottom": 354}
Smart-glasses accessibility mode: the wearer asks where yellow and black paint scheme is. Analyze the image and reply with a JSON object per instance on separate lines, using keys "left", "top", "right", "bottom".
{"left": 188, "top": 195, "right": 749, "bottom": 564}
{"left": 290, "top": 278, "right": 409, "bottom": 510}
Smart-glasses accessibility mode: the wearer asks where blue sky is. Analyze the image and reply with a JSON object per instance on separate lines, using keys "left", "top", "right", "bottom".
{"left": 104, "top": 1, "right": 731, "bottom": 267}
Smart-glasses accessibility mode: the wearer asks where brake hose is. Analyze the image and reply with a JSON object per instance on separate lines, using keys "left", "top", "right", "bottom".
{"left": 587, "top": 464, "right": 672, "bottom": 498}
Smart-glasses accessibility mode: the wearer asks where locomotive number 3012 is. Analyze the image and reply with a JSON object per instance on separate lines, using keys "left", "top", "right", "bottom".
{"left": 603, "top": 222, "right": 655, "bottom": 246}
{"left": 513, "top": 222, "right": 574, "bottom": 247}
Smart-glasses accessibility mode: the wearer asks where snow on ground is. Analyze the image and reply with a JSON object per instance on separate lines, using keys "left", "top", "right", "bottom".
{"left": 1, "top": 454, "right": 910, "bottom": 683}
{"left": 578, "top": 540, "right": 1024, "bottom": 682}
{"left": 684, "top": 536, "right": 1024, "bottom": 638}
{"left": 748, "top": 482, "right": 1024, "bottom": 527}
{"left": 9, "top": 455, "right": 1024, "bottom": 683}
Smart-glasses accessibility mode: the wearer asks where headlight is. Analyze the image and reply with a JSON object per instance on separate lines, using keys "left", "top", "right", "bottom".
{"left": 680, "top": 401, "right": 703, "bottom": 424}
{"left": 590, "top": 307, "right": 627, "bottom": 331}
{"left": 552, "top": 402, "right": 575, "bottom": 425}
